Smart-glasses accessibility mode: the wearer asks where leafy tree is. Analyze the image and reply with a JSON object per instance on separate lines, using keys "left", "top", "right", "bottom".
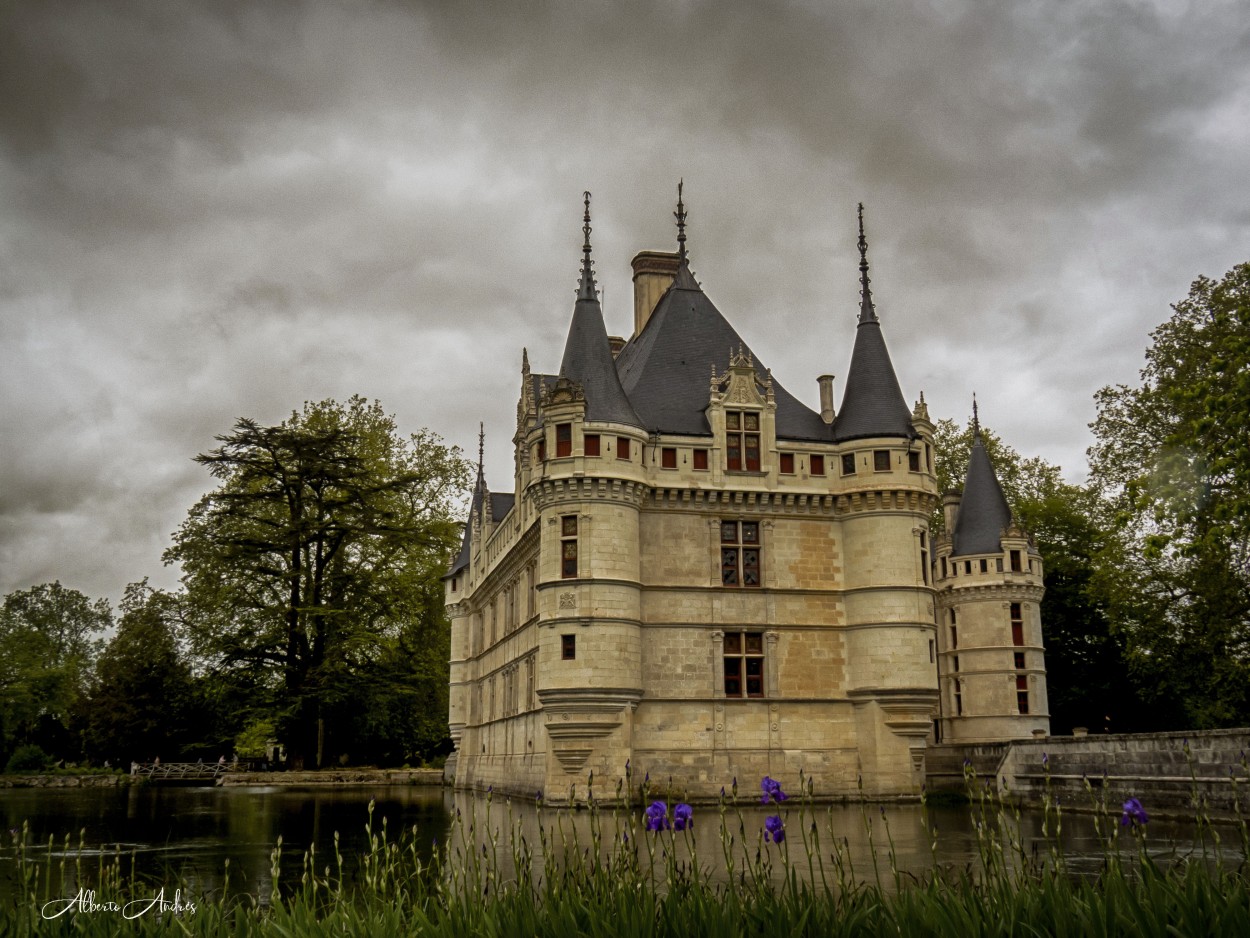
{"left": 0, "top": 582, "right": 111, "bottom": 762}
{"left": 931, "top": 419, "right": 1156, "bottom": 733}
{"left": 1089, "top": 263, "right": 1250, "bottom": 728}
{"left": 82, "top": 580, "right": 196, "bottom": 764}
{"left": 233, "top": 717, "right": 276, "bottom": 760}
{"left": 165, "top": 396, "right": 469, "bottom": 768}
{"left": 342, "top": 558, "right": 452, "bottom": 765}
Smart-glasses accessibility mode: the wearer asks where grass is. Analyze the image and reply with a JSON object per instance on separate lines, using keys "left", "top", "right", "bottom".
{"left": 3, "top": 760, "right": 1249, "bottom": 936}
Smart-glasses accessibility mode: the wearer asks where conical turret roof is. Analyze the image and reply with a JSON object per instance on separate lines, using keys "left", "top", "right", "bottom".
{"left": 558, "top": 193, "right": 643, "bottom": 428}
{"left": 831, "top": 205, "right": 913, "bottom": 442}
{"left": 951, "top": 411, "right": 1013, "bottom": 556}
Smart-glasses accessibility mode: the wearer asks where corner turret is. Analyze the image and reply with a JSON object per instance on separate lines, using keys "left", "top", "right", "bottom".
{"left": 932, "top": 403, "right": 1049, "bottom": 742}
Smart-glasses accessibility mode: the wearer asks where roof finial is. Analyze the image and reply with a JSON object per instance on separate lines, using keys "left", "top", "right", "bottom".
{"left": 972, "top": 394, "right": 981, "bottom": 440}
{"left": 857, "top": 202, "right": 878, "bottom": 323}
{"left": 674, "top": 179, "right": 688, "bottom": 264}
{"left": 477, "top": 421, "right": 485, "bottom": 480}
{"left": 577, "top": 190, "right": 596, "bottom": 301}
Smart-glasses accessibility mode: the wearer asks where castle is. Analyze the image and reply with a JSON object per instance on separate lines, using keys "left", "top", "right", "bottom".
{"left": 444, "top": 191, "right": 1048, "bottom": 800}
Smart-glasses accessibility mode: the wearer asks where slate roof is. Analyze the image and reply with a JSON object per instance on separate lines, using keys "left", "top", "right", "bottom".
{"left": 559, "top": 283, "right": 643, "bottom": 428}
{"left": 951, "top": 433, "right": 1013, "bottom": 556}
{"left": 490, "top": 493, "right": 515, "bottom": 523}
{"left": 830, "top": 318, "right": 914, "bottom": 441}
{"left": 614, "top": 261, "right": 829, "bottom": 441}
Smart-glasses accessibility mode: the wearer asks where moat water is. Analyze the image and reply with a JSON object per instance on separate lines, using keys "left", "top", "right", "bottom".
{"left": 0, "top": 784, "right": 1239, "bottom": 905}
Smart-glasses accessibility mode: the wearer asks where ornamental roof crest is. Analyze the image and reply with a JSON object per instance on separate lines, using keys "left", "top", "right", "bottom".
{"left": 709, "top": 345, "right": 774, "bottom": 409}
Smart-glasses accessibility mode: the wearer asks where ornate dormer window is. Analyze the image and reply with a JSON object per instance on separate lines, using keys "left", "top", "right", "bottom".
{"left": 726, "top": 411, "right": 760, "bottom": 471}
{"left": 708, "top": 346, "right": 775, "bottom": 475}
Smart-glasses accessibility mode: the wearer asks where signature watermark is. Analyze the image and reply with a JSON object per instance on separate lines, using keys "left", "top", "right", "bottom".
{"left": 41, "top": 886, "right": 196, "bottom": 920}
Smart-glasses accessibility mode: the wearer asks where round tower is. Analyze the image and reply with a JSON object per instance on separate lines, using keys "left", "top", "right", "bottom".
{"left": 526, "top": 193, "right": 649, "bottom": 799}
{"left": 830, "top": 205, "right": 940, "bottom": 794}
{"left": 932, "top": 408, "right": 1049, "bottom": 742}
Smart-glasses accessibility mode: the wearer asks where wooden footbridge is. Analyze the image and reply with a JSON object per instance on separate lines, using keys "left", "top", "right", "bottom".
{"left": 131, "top": 762, "right": 248, "bottom": 784}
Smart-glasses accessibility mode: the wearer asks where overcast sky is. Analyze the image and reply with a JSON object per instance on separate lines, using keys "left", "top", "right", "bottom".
{"left": 2, "top": 0, "right": 1248, "bottom": 608}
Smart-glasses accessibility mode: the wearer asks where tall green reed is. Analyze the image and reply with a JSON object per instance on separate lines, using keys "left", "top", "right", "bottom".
{"left": 3, "top": 755, "right": 1249, "bottom": 936}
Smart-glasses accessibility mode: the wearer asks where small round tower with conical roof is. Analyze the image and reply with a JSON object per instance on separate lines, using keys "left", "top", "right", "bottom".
{"left": 931, "top": 403, "right": 1049, "bottom": 742}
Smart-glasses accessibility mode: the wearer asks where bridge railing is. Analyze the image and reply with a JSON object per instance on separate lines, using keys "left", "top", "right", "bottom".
{"left": 130, "top": 762, "right": 248, "bottom": 780}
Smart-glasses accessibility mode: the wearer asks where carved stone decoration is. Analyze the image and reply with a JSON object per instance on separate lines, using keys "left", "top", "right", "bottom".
{"left": 553, "top": 748, "right": 592, "bottom": 774}
{"left": 559, "top": 592, "right": 577, "bottom": 609}
{"left": 547, "top": 375, "right": 586, "bottom": 405}
{"left": 913, "top": 392, "right": 930, "bottom": 422}
{"left": 880, "top": 701, "right": 938, "bottom": 739}
{"left": 539, "top": 688, "right": 641, "bottom": 742}
{"left": 708, "top": 345, "right": 771, "bottom": 411}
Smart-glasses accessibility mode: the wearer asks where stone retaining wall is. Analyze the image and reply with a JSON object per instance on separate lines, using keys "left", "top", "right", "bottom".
{"left": 928, "top": 728, "right": 1250, "bottom": 816}
{"left": 218, "top": 767, "right": 445, "bottom": 787}
{"left": 0, "top": 773, "right": 125, "bottom": 788}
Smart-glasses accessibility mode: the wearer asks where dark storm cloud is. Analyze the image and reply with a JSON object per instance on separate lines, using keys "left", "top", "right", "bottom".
{"left": 2, "top": 0, "right": 1248, "bottom": 604}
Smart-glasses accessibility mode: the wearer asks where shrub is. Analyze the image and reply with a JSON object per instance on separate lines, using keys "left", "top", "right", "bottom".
{"left": 4, "top": 744, "right": 50, "bottom": 774}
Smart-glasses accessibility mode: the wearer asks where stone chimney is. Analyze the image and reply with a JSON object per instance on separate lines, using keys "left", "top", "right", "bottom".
{"left": 631, "top": 251, "right": 680, "bottom": 338}
{"left": 942, "top": 490, "right": 962, "bottom": 534}
{"left": 817, "top": 374, "right": 836, "bottom": 424}
{"left": 608, "top": 335, "right": 626, "bottom": 358}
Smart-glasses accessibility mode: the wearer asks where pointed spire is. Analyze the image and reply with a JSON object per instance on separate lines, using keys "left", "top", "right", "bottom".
{"left": 447, "top": 420, "right": 487, "bottom": 577}
{"left": 577, "top": 190, "right": 596, "bottom": 301}
{"left": 674, "top": 180, "right": 688, "bottom": 264}
{"left": 474, "top": 421, "right": 487, "bottom": 498}
{"left": 857, "top": 202, "right": 878, "bottom": 324}
{"left": 972, "top": 394, "right": 980, "bottom": 439}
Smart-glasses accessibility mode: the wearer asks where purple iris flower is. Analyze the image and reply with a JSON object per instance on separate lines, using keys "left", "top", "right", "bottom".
{"left": 673, "top": 803, "right": 694, "bottom": 831}
{"left": 1120, "top": 797, "right": 1149, "bottom": 827}
{"left": 760, "top": 776, "right": 789, "bottom": 804}
{"left": 764, "top": 814, "right": 785, "bottom": 844}
{"left": 645, "top": 801, "right": 669, "bottom": 832}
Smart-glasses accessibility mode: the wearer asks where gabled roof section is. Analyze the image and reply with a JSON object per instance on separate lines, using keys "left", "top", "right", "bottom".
{"left": 613, "top": 187, "right": 827, "bottom": 441}
{"left": 952, "top": 412, "right": 1014, "bottom": 556}
{"left": 831, "top": 205, "right": 913, "bottom": 442}
{"left": 558, "top": 193, "right": 643, "bottom": 428}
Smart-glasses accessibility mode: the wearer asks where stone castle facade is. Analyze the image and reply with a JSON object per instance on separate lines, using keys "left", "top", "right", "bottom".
{"left": 444, "top": 193, "right": 1048, "bottom": 800}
